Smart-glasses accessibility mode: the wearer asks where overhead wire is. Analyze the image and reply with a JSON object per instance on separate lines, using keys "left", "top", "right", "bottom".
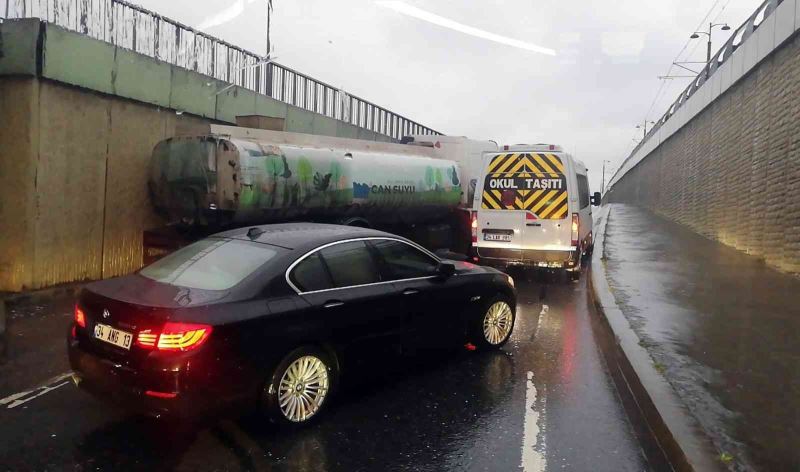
{"left": 618, "top": 0, "right": 728, "bottom": 178}
{"left": 678, "top": 0, "right": 735, "bottom": 64}
{"left": 647, "top": 0, "right": 723, "bottom": 120}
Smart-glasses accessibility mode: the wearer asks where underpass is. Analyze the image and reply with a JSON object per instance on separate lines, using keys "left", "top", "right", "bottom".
{"left": 0, "top": 272, "right": 648, "bottom": 472}
{"left": 1, "top": 0, "right": 799, "bottom": 469}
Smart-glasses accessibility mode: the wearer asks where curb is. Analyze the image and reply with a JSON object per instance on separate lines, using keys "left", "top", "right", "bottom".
{"left": 588, "top": 206, "right": 722, "bottom": 472}
{"left": 1, "top": 281, "right": 83, "bottom": 306}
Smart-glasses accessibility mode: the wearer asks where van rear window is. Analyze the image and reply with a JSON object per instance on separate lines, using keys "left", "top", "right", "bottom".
{"left": 480, "top": 152, "right": 569, "bottom": 219}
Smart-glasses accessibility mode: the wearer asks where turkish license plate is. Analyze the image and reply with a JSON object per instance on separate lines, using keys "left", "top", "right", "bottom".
{"left": 94, "top": 323, "right": 133, "bottom": 350}
{"left": 484, "top": 233, "right": 512, "bottom": 242}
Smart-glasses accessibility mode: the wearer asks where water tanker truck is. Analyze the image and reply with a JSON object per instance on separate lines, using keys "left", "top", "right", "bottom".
{"left": 145, "top": 125, "right": 497, "bottom": 262}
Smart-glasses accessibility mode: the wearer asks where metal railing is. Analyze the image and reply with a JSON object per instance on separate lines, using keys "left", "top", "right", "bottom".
{"left": 610, "top": 0, "right": 783, "bottom": 187}
{"left": 1, "top": 0, "right": 442, "bottom": 139}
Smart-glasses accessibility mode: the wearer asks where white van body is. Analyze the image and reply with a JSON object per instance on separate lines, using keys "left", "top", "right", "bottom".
{"left": 472, "top": 145, "right": 595, "bottom": 278}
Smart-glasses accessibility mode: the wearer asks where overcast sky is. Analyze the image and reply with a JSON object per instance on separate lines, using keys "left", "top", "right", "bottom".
{"left": 131, "top": 0, "right": 758, "bottom": 191}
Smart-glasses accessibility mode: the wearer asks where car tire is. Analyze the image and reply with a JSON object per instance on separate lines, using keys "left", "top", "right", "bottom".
{"left": 472, "top": 296, "right": 516, "bottom": 350}
{"left": 262, "top": 346, "right": 337, "bottom": 426}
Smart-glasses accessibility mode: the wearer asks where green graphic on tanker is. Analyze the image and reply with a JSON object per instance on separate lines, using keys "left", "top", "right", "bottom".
{"left": 238, "top": 146, "right": 461, "bottom": 210}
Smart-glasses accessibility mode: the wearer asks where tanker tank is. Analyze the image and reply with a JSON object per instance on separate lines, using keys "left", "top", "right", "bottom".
{"left": 148, "top": 132, "right": 464, "bottom": 229}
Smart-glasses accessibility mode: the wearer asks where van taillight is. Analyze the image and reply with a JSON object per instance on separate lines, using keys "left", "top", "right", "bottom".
{"left": 136, "top": 322, "right": 212, "bottom": 352}
{"left": 74, "top": 305, "right": 86, "bottom": 328}
{"left": 571, "top": 213, "right": 579, "bottom": 247}
{"left": 471, "top": 211, "right": 478, "bottom": 244}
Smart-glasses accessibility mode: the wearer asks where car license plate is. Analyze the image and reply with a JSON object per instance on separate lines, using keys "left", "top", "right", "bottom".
{"left": 94, "top": 323, "right": 133, "bottom": 350}
{"left": 484, "top": 233, "right": 512, "bottom": 242}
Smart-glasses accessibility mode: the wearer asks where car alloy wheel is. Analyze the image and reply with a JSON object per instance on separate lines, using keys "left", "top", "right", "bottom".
{"left": 483, "top": 301, "right": 513, "bottom": 345}
{"left": 278, "top": 355, "right": 330, "bottom": 423}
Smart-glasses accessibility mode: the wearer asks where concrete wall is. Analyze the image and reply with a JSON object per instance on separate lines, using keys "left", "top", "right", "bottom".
{"left": 0, "top": 77, "right": 214, "bottom": 291}
{"left": 608, "top": 33, "right": 800, "bottom": 275}
{"left": 0, "top": 19, "right": 396, "bottom": 291}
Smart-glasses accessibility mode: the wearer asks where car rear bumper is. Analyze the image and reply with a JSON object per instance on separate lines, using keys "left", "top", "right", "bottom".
{"left": 476, "top": 247, "right": 578, "bottom": 268}
{"left": 67, "top": 337, "right": 228, "bottom": 419}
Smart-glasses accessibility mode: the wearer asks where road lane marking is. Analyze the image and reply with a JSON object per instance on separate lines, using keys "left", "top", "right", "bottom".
{"left": 539, "top": 304, "right": 549, "bottom": 315}
{"left": 0, "top": 372, "right": 72, "bottom": 409}
{"left": 521, "top": 371, "right": 546, "bottom": 472}
{"left": 522, "top": 302, "right": 548, "bottom": 472}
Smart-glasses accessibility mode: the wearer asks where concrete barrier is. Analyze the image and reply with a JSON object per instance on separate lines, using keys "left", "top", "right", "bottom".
{"left": 587, "top": 206, "right": 722, "bottom": 472}
{"left": 0, "top": 19, "right": 399, "bottom": 292}
{"left": 607, "top": 15, "right": 800, "bottom": 276}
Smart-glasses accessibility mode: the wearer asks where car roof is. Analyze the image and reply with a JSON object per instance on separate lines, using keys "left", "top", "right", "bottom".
{"left": 212, "top": 222, "right": 400, "bottom": 251}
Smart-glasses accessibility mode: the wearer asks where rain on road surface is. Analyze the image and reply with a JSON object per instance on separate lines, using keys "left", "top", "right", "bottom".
{"left": 0, "top": 270, "right": 647, "bottom": 471}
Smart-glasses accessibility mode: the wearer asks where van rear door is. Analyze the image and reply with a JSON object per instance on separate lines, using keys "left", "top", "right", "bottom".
{"left": 519, "top": 153, "right": 571, "bottom": 252}
{"left": 477, "top": 152, "right": 572, "bottom": 258}
{"left": 476, "top": 153, "right": 525, "bottom": 254}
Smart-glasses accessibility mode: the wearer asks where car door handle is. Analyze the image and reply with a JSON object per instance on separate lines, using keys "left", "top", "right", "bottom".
{"left": 402, "top": 289, "right": 420, "bottom": 295}
{"left": 323, "top": 301, "right": 344, "bottom": 308}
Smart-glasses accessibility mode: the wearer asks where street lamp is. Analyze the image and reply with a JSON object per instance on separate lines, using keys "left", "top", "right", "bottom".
{"left": 265, "top": 0, "right": 274, "bottom": 57}
{"left": 691, "top": 22, "right": 731, "bottom": 64}
{"left": 636, "top": 121, "right": 655, "bottom": 140}
{"left": 601, "top": 160, "right": 614, "bottom": 193}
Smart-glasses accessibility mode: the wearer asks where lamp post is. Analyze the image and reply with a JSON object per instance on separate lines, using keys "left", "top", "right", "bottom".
{"left": 691, "top": 22, "right": 731, "bottom": 64}
{"left": 265, "top": 0, "right": 274, "bottom": 56}
{"left": 601, "top": 160, "right": 613, "bottom": 194}
{"left": 636, "top": 121, "right": 655, "bottom": 140}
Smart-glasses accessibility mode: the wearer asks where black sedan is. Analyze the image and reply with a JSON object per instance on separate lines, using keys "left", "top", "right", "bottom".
{"left": 68, "top": 223, "right": 517, "bottom": 424}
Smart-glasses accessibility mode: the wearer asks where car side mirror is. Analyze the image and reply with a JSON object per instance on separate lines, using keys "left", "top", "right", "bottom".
{"left": 437, "top": 261, "right": 456, "bottom": 278}
{"left": 434, "top": 249, "right": 468, "bottom": 261}
{"left": 591, "top": 192, "right": 602, "bottom": 206}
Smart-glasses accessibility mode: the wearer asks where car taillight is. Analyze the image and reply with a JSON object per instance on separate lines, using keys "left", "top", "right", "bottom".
{"left": 145, "top": 390, "right": 177, "bottom": 399}
{"left": 136, "top": 322, "right": 212, "bottom": 352}
{"left": 136, "top": 331, "right": 158, "bottom": 348}
{"left": 471, "top": 211, "right": 478, "bottom": 244}
{"left": 74, "top": 305, "right": 86, "bottom": 328}
{"left": 571, "top": 213, "right": 579, "bottom": 247}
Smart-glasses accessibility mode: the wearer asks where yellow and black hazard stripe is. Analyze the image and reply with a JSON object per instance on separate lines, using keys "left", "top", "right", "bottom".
{"left": 480, "top": 153, "right": 568, "bottom": 219}
{"left": 485, "top": 152, "right": 565, "bottom": 177}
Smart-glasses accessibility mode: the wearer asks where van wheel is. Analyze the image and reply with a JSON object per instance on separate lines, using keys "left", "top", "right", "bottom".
{"left": 262, "top": 346, "right": 336, "bottom": 426}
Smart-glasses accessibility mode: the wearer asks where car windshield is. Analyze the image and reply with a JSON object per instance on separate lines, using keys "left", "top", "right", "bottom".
{"left": 140, "top": 238, "right": 279, "bottom": 290}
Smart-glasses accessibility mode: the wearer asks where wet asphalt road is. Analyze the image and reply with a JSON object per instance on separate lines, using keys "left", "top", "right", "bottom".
{"left": 0, "top": 270, "right": 647, "bottom": 472}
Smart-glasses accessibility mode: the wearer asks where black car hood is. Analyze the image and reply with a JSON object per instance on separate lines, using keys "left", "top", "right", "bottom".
{"left": 84, "top": 274, "right": 233, "bottom": 308}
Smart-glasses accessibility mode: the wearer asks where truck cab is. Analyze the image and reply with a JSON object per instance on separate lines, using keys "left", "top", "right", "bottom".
{"left": 471, "top": 144, "right": 600, "bottom": 279}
